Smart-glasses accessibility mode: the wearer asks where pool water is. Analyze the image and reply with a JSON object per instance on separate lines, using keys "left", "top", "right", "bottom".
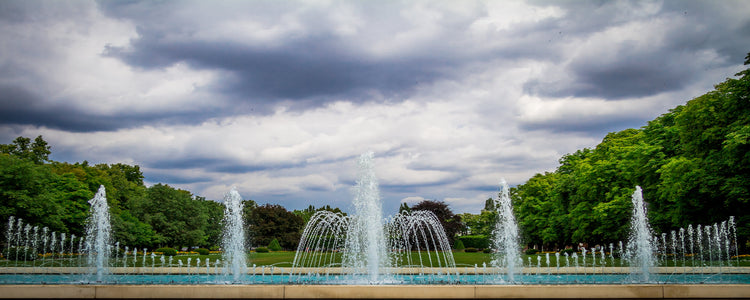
{"left": 2, "top": 273, "right": 749, "bottom": 285}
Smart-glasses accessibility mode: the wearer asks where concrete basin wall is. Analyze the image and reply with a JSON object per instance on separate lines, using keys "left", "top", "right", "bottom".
{"left": 3, "top": 266, "right": 750, "bottom": 275}
{"left": 1, "top": 284, "right": 749, "bottom": 299}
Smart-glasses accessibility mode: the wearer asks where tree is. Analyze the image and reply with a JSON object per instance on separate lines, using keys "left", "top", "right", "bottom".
{"left": 268, "top": 238, "right": 282, "bottom": 251}
{"left": 246, "top": 204, "right": 304, "bottom": 250}
{"left": 483, "top": 198, "right": 495, "bottom": 211}
{"left": 0, "top": 154, "right": 68, "bottom": 233}
{"left": 198, "top": 199, "right": 224, "bottom": 248}
{"left": 411, "top": 200, "right": 462, "bottom": 245}
{"left": 459, "top": 211, "right": 496, "bottom": 237}
{"left": 398, "top": 202, "right": 411, "bottom": 214}
{"left": 129, "top": 184, "right": 209, "bottom": 249}
{"left": 1, "top": 136, "right": 51, "bottom": 164}
{"left": 293, "top": 204, "right": 345, "bottom": 224}
{"left": 511, "top": 53, "right": 750, "bottom": 251}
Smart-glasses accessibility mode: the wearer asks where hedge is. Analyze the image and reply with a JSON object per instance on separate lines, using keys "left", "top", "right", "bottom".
{"left": 457, "top": 235, "right": 490, "bottom": 249}
{"left": 4, "top": 246, "right": 37, "bottom": 261}
{"left": 454, "top": 240, "right": 465, "bottom": 250}
{"left": 268, "top": 239, "right": 282, "bottom": 251}
{"left": 154, "top": 247, "right": 177, "bottom": 256}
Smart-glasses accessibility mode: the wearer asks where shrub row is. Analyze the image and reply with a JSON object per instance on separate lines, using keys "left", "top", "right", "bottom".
{"left": 4, "top": 247, "right": 37, "bottom": 261}
{"left": 457, "top": 235, "right": 490, "bottom": 249}
{"left": 154, "top": 247, "right": 177, "bottom": 256}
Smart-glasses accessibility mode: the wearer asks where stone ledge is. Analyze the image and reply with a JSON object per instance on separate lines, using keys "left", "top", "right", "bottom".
{"left": 0, "top": 284, "right": 748, "bottom": 299}
{"left": 2, "top": 266, "right": 749, "bottom": 275}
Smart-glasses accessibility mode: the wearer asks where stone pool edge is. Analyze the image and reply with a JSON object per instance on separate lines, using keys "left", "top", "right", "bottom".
{"left": 1, "top": 284, "right": 749, "bottom": 299}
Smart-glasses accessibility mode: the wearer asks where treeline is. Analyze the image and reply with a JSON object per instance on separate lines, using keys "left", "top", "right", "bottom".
{"left": 512, "top": 53, "right": 750, "bottom": 251}
{"left": 0, "top": 141, "right": 337, "bottom": 251}
{"left": 0, "top": 137, "right": 452, "bottom": 252}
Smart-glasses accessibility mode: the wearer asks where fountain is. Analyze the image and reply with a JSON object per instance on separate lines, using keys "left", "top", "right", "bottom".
{"left": 85, "top": 185, "right": 112, "bottom": 282}
{"left": 221, "top": 187, "right": 247, "bottom": 282}
{"left": 490, "top": 178, "right": 521, "bottom": 282}
{"left": 291, "top": 152, "right": 456, "bottom": 283}
{"left": 342, "top": 151, "right": 390, "bottom": 282}
{"left": 625, "top": 186, "right": 656, "bottom": 282}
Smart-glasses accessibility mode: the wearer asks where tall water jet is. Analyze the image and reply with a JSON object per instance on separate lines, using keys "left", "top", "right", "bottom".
{"left": 343, "top": 151, "right": 390, "bottom": 282}
{"left": 490, "top": 179, "right": 521, "bottom": 282}
{"left": 625, "top": 186, "right": 656, "bottom": 282}
{"left": 85, "top": 185, "right": 112, "bottom": 282}
{"left": 222, "top": 187, "right": 247, "bottom": 282}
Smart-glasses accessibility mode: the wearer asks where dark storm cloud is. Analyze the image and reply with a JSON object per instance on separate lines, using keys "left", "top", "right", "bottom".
{"left": 0, "top": 84, "right": 116, "bottom": 132}
{"left": 104, "top": 33, "right": 457, "bottom": 114}
{"left": 519, "top": 113, "right": 648, "bottom": 136}
{"left": 144, "top": 172, "right": 213, "bottom": 185}
{"left": 105, "top": 36, "right": 450, "bottom": 107}
{"left": 0, "top": 84, "right": 219, "bottom": 132}
{"left": 523, "top": 50, "right": 696, "bottom": 99}
{"left": 96, "top": 0, "right": 479, "bottom": 112}
{"left": 523, "top": 0, "right": 750, "bottom": 100}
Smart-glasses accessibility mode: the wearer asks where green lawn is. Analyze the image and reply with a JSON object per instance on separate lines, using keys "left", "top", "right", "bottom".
{"left": 248, "top": 251, "right": 299, "bottom": 267}
{"left": 2, "top": 251, "right": 748, "bottom": 268}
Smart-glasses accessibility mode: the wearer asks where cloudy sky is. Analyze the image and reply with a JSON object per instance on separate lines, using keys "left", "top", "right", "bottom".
{"left": 1, "top": 0, "right": 749, "bottom": 214}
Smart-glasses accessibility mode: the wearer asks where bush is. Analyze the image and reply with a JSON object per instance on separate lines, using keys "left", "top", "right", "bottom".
{"left": 464, "top": 247, "right": 479, "bottom": 253}
{"left": 5, "top": 246, "right": 37, "bottom": 261}
{"left": 194, "top": 248, "right": 210, "bottom": 255}
{"left": 560, "top": 248, "right": 576, "bottom": 255}
{"left": 154, "top": 247, "right": 177, "bottom": 256}
{"left": 525, "top": 248, "right": 539, "bottom": 255}
{"left": 268, "top": 238, "right": 282, "bottom": 251}
{"left": 483, "top": 248, "right": 493, "bottom": 253}
{"left": 454, "top": 240, "right": 465, "bottom": 251}
{"left": 458, "top": 235, "right": 490, "bottom": 249}
{"left": 255, "top": 247, "right": 269, "bottom": 253}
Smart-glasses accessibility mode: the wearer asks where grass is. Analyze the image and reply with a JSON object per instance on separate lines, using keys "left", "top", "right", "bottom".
{"left": 2, "top": 251, "right": 749, "bottom": 268}
{"left": 248, "top": 251, "right": 298, "bottom": 267}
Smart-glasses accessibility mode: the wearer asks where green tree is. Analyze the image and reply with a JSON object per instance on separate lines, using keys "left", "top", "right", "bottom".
{"left": 292, "top": 204, "right": 345, "bottom": 224}
{"left": 198, "top": 198, "right": 224, "bottom": 248}
{"left": 459, "top": 211, "right": 496, "bottom": 237}
{"left": 247, "top": 203, "right": 304, "bottom": 250}
{"left": 411, "top": 200, "right": 463, "bottom": 245}
{"left": 0, "top": 136, "right": 51, "bottom": 164}
{"left": 0, "top": 154, "right": 68, "bottom": 233}
{"left": 398, "top": 202, "right": 411, "bottom": 214}
{"left": 512, "top": 52, "right": 750, "bottom": 250}
{"left": 130, "top": 184, "right": 208, "bottom": 249}
{"left": 483, "top": 198, "right": 495, "bottom": 211}
{"left": 268, "top": 238, "right": 282, "bottom": 251}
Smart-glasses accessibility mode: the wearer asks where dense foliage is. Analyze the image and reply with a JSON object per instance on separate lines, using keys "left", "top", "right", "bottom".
{"left": 0, "top": 142, "right": 305, "bottom": 251}
{"left": 409, "top": 200, "right": 463, "bottom": 245}
{"left": 245, "top": 203, "right": 304, "bottom": 250}
{"left": 512, "top": 53, "right": 750, "bottom": 251}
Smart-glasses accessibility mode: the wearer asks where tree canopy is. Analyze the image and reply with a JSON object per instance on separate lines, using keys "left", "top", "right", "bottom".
{"left": 409, "top": 200, "right": 463, "bottom": 245}
{"left": 512, "top": 52, "right": 750, "bottom": 251}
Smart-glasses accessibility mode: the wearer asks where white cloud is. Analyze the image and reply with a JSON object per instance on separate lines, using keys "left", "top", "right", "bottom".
{"left": 2, "top": 0, "right": 749, "bottom": 214}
